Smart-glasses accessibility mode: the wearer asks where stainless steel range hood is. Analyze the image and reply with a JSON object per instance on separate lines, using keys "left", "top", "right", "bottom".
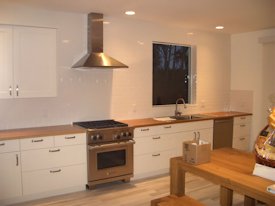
{"left": 72, "top": 13, "right": 128, "bottom": 69}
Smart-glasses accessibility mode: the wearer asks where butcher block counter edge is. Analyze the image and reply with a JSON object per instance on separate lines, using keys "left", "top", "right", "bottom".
{"left": 0, "top": 111, "right": 251, "bottom": 141}
{"left": 0, "top": 125, "right": 86, "bottom": 141}
{"left": 122, "top": 111, "right": 252, "bottom": 128}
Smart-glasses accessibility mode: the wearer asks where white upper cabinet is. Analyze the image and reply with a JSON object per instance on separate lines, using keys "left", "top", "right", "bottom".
{"left": 0, "top": 25, "right": 57, "bottom": 99}
{"left": 0, "top": 26, "right": 13, "bottom": 98}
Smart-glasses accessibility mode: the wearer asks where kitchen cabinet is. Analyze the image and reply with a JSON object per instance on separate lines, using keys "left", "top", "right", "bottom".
{"left": 0, "top": 140, "right": 22, "bottom": 201}
{"left": 0, "top": 25, "right": 56, "bottom": 99}
{"left": 0, "top": 26, "right": 13, "bottom": 98}
{"left": 133, "top": 120, "right": 213, "bottom": 179}
{"left": 232, "top": 116, "right": 251, "bottom": 151}
{"left": 20, "top": 133, "right": 87, "bottom": 195}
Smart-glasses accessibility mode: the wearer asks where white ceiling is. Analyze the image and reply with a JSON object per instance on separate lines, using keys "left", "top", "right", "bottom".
{"left": 2, "top": 0, "right": 275, "bottom": 34}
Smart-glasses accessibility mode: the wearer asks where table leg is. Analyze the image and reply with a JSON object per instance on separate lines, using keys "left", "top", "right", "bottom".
{"left": 220, "top": 186, "right": 233, "bottom": 206}
{"left": 170, "top": 157, "right": 185, "bottom": 196}
{"left": 244, "top": 196, "right": 256, "bottom": 206}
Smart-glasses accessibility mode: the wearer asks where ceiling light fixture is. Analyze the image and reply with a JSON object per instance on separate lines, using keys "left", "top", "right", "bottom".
{"left": 186, "top": 32, "right": 194, "bottom": 35}
{"left": 215, "top": 26, "right": 224, "bottom": 30}
{"left": 125, "top": 11, "right": 135, "bottom": 16}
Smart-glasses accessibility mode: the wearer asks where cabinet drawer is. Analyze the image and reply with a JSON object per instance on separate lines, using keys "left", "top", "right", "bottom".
{"left": 22, "top": 164, "right": 87, "bottom": 195}
{"left": 134, "top": 150, "right": 175, "bottom": 177}
{"left": 0, "top": 139, "right": 19, "bottom": 153}
{"left": 134, "top": 125, "right": 162, "bottom": 137}
{"left": 233, "top": 136, "right": 249, "bottom": 151}
{"left": 54, "top": 133, "right": 86, "bottom": 146}
{"left": 234, "top": 116, "right": 251, "bottom": 124}
{"left": 233, "top": 123, "right": 250, "bottom": 137}
{"left": 172, "top": 120, "right": 214, "bottom": 132}
{"left": 134, "top": 134, "right": 177, "bottom": 155}
{"left": 20, "top": 136, "right": 54, "bottom": 150}
{"left": 21, "top": 144, "right": 87, "bottom": 171}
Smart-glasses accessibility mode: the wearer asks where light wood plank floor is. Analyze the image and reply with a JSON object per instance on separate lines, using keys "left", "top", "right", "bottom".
{"left": 12, "top": 173, "right": 265, "bottom": 206}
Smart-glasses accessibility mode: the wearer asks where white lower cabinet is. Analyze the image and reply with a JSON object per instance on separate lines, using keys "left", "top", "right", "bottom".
{"left": 232, "top": 116, "right": 251, "bottom": 151}
{"left": 0, "top": 139, "right": 22, "bottom": 203}
{"left": 0, "top": 151, "right": 22, "bottom": 201}
{"left": 22, "top": 164, "right": 86, "bottom": 195}
{"left": 21, "top": 144, "right": 86, "bottom": 172}
{"left": 134, "top": 120, "right": 213, "bottom": 179}
{"left": 0, "top": 132, "right": 87, "bottom": 205}
{"left": 134, "top": 150, "right": 175, "bottom": 178}
{"left": 20, "top": 133, "right": 87, "bottom": 196}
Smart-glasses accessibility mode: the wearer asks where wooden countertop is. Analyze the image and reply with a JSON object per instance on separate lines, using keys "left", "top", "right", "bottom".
{"left": 122, "top": 111, "right": 252, "bottom": 128}
{"left": 0, "top": 125, "right": 86, "bottom": 141}
{"left": 0, "top": 111, "right": 251, "bottom": 141}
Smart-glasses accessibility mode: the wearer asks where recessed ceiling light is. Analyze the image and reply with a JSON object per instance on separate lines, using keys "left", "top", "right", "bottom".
{"left": 215, "top": 26, "right": 224, "bottom": 30}
{"left": 125, "top": 11, "right": 135, "bottom": 16}
{"left": 186, "top": 32, "right": 194, "bottom": 35}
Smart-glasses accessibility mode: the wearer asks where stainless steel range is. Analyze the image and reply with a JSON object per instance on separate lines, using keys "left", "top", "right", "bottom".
{"left": 73, "top": 120, "right": 134, "bottom": 189}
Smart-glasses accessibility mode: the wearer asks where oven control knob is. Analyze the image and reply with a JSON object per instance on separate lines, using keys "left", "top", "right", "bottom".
{"left": 121, "top": 132, "right": 126, "bottom": 137}
{"left": 113, "top": 134, "right": 120, "bottom": 140}
{"left": 96, "top": 134, "right": 102, "bottom": 140}
{"left": 91, "top": 135, "right": 97, "bottom": 141}
{"left": 125, "top": 132, "right": 131, "bottom": 137}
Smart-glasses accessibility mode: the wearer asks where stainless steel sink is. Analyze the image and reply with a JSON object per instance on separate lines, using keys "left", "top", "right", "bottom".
{"left": 170, "top": 114, "right": 209, "bottom": 120}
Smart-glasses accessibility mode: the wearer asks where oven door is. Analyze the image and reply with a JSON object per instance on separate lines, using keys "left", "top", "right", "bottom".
{"left": 88, "top": 140, "right": 134, "bottom": 181}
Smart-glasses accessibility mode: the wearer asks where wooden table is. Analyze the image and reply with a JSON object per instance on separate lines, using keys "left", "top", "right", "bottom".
{"left": 170, "top": 148, "right": 275, "bottom": 206}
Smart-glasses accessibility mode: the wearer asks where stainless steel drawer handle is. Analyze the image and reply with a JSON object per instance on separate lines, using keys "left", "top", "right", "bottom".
{"left": 152, "top": 153, "right": 160, "bottom": 157}
{"left": 240, "top": 124, "right": 246, "bottom": 127}
{"left": 164, "top": 126, "right": 171, "bottom": 129}
{"left": 9, "top": 86, "right": 12, "bottom": 96}
{"left": 141, "top": 128, "right": 149, "bottom": 131}
{"left": 50, "top": 169, "right": 61, "bottom": 173}
{"left": 16, "top": 85, "right": 19, "bottom": 96}
{"left": 32, "top": 139, "right": 43, "bottom": 143}
{"left": 240, "top": 117, "right": 246, "bottom": 120}
{"left": 49, "top": 149, "right": 61, "bottom": 152}
{"left": 16, "top": 154, "right": 19, "bottom": 166}
{"left": 152, "top": 136, "right": 161, "bottom": 140}
{"left": 240, "top": 137, "right": 246, "bottom": 141}
{"left": 0, "top": 143, "right": 5, "bottom": 146}
{"left": 65, "top": 136, "right": 76, "bottom": 139}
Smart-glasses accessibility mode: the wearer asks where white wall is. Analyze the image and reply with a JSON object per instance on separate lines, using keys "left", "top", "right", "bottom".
{"left": 0, "top": 3, "right": 231, "bottom": 130}
{"left": 231, "top": 29, "right": 275, "bottom": 149}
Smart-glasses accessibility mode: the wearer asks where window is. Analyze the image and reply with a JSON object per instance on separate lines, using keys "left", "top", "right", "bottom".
{"left": 152, "top": 42, "right": 196, "bottom": 106}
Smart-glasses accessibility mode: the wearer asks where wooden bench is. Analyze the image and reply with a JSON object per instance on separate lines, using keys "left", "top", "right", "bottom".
{"left": 151, "top": 195, "right": 205, "bottom": 206}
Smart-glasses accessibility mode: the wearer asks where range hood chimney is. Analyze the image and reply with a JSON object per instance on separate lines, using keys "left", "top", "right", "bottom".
{"left": 72, "top": 13, "right": 128, "bottom": 69}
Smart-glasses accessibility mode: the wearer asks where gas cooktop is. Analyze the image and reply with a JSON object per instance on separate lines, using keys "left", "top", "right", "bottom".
{"left": 73, "top": 119, "right": 128, "bottom": 129}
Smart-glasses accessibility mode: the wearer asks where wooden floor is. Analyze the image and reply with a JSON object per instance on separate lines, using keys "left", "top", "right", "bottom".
{"left": 12, "top": 173, "right": 265, "bottom": 206}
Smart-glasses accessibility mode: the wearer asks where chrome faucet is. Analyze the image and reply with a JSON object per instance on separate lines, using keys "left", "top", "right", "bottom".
{"left": 175, "top": 98, "right": 187, "bottom": 116}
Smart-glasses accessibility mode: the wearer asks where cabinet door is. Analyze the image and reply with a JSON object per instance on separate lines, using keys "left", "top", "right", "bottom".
{"left": 22, "top": 164, "right": 86, "bottom": 195}
{"left": 0, "top": 25, "right": 13, "bottom": 98}
{"left": 13, "top": 26, "right": 56, "bottom": 98}
{"left": 197, "top": 128, "right": 213, "bottom": 149}
{"left": 21, "top": 144, "right": 86, "bottom": 172}
{"left": 134, "top": 150, "right": 175, "bottom": 178}
{"left": 0, "top": 152, "right": 22, "bottom": 200}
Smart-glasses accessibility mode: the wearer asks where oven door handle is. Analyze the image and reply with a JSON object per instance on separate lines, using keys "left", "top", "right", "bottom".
{"left": 88, "top": 140, "right": 135, "bottom": 150}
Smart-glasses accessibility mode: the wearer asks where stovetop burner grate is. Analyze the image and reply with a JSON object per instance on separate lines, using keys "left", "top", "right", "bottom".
{"left": 73, "top": 119, "right": 128, "bottom": 129}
